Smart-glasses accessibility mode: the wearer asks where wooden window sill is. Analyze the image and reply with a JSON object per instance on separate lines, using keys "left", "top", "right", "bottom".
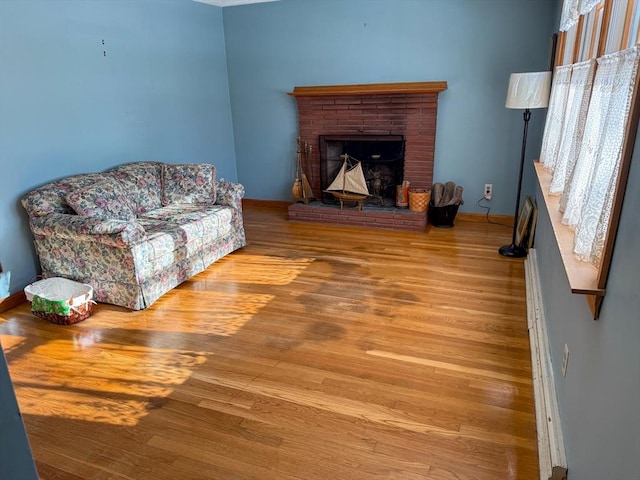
{"left": 534, "top": 162, "right": 605, "bottom": 300}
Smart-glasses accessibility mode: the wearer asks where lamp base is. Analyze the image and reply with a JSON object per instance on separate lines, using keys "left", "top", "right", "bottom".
{"left": 499, "top": 244, "right": 527, "bottom": 258}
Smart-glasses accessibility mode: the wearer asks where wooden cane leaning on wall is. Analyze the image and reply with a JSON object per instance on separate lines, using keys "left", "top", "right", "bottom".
{"left": 292, "top": 137, "right": 315, "bottom": 204}
{"left": 291, "top": 137, "right": 303, "bottom": 201}
{"left": 300, "top": 139, "right": 315, "bottom": 202}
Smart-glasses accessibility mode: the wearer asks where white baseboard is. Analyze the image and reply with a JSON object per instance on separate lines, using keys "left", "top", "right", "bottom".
{"left": 525, "top": 249, "right": 568, "bottom": 480}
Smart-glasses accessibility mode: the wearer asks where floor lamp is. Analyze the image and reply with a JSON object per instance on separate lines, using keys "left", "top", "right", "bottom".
{"left": 499, "top": 71, "right": 551, "bottom": 258}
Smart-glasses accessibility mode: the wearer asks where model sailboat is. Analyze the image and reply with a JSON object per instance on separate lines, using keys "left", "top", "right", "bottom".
{"left": 325, "top": 154, "right": 369, "bottom": 210}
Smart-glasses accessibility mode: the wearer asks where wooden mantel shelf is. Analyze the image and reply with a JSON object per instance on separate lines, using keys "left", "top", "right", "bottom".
{"left": 288, "top": 81, "right": 448, "bottom": 97}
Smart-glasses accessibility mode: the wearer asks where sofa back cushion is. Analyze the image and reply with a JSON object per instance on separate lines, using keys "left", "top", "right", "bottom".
{"left": 161, "top": 163, "right": 216, "bottom": 206}
{"left": 22, "top": 173, "right": 106, "bottom": 217}
{"left": 106, "top": 162, "right": 163, "bottom": 215}
{"left": 66, "top": 178, "right": 136, "bottom": 221}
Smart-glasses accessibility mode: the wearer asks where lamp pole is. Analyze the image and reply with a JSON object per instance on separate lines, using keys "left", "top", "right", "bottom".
{"left": 499, "top": 109, "right": 531, "bottom": 258}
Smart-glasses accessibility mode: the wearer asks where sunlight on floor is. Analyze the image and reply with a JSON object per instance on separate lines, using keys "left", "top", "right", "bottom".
{"left": 192, "top": 254, "right": 315, "bottom": 285}
{"left": 0, "top": 333, "right": 27, "bottom": 353}
{"left": 5, "top": 338, "right": 207, "bottom": 426}
{"left": 99, "top": 291, "right": 277, "bottom": 337}
{"left": 0, "top": 254, "right": 316, "bottom": 427}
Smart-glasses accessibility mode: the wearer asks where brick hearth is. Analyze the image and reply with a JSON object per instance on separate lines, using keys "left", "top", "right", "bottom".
{"left": 288, "top": 202, "right": 427, "bottom": 232}
{"left": 288, "top": 81, "right": 447, "bottom": 232}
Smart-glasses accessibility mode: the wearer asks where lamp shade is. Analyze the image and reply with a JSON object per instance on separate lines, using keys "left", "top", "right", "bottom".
{"left": 505, "top": 71, "right": 552, "bottom": 109}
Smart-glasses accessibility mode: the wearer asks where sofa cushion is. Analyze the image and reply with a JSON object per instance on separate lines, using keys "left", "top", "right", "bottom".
{"left": 141, "top": 204, "right": 233, "bottom": 253}
{"left": 66, "top": 178, "right": 136, "bottom": 221}
{"left": 106, "top": 162, "right": 163, "bottom": 215}
{"left": 22, "top": 173, "right": 106, "bottom": 217}
{"left": 161, "top": 163, "right": 216, "bottom": 206}
{"left": 132, "top": 206, "right": 231, "bottom": 281}
{"left": 142, "top": 203, "right": 232, "bottom": 234}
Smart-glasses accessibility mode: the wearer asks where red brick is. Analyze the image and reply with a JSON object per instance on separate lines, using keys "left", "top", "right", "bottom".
{"left": 360, "top": 129, "right": 392, "bottom": 135}
{"left": 374, "top": 217, "right": 404, "bottom": 225}
{"left": 322, "top": 104, "right": 351, "bottom": 110}
{"left": 304, "top": 114, "right": 329, "bottom": 121}
{"left": 392, "top": 96, "right": 423, "bottom": 104}
{"left": 391, "top": 119, "right": 419, "bottom": 126}
{"left": 310, "top": 99, "right": 334, "bottom": 105}
{"left": 361, "top": 97, "right": 390, "bottom": 104}
{"left": 335, "top": 98, "right": 362, "bottom": 105}
{"left": 365, "top": 210, "right": 393, "bottom": 218}
{"left": 335, "top": 119, "right": 364, "bottom": 126}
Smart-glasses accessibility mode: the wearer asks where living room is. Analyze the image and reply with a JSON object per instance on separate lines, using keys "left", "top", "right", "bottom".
{"left": 1, "top": 0, "right": 639, "bottom": 479}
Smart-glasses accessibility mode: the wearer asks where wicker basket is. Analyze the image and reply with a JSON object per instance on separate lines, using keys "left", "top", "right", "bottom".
{"left": 24, "top": 278, "right": 95, "bottom": 325}
{"left": 409, "top": 189, "right": 431, "bottom": 212}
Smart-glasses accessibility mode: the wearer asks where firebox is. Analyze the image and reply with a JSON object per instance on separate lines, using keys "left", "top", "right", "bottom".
{"left": 319, "top": 135, "right": 404, "bottom": 207}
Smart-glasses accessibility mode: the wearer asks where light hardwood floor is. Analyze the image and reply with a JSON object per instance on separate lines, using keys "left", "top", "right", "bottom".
{"left": 1, "top": 203, "right": 538, "bottom": 480}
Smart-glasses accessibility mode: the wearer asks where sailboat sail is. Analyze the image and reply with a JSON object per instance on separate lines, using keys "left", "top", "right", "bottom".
{"left": 325, "top": 155, "right": 369, "bottom": 196}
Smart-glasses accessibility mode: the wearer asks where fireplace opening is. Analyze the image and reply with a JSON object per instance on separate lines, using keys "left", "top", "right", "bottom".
{"left": 319, "top": 135, "right": 405, "bottom": 207}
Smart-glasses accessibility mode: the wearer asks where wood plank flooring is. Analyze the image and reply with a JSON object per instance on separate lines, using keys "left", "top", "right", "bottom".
{"left": 1, "top": 203, "right": 538, "bottom": 479}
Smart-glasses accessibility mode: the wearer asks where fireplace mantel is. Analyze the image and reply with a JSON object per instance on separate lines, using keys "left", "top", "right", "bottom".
{"left": 288, "top": 81, "right": 448, "bottom": 97}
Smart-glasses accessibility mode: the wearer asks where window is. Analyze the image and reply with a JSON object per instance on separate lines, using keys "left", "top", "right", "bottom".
{"left": 625, "top": 0, "right": 640, "bottom": 45}
{"left": 592, "top": 3, "right": 605, "bottom": 55}
{"left": 563, "top": 24, "right": 580, "bottom": 64}
{"left": 578, "top": 9, "right": 596, "bottom": 60}
{"left": 538, "top": 0, "right": 640, "bottom": 318}
{"left": 606, "top": 0, "right": 633, "bottom": 52}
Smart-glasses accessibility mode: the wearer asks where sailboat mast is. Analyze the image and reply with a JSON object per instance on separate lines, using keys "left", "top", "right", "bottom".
{"left": 341, "top": 154, "right": 348, "bottom": 192}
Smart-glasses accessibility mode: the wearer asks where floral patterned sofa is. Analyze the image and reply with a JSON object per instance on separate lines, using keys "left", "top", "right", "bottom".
{"left": 22, "top": 161, "right": 246, "bottom": 310}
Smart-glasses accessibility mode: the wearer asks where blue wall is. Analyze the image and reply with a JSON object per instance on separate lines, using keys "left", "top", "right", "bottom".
{"left": 0, "top": 0, "right": 236, "bottom": 293}
{"left": 223, "top": 0, "right": 558, "bottom": 212}
{"left": 534, "top": 123, "right": 640, "bottom": 478}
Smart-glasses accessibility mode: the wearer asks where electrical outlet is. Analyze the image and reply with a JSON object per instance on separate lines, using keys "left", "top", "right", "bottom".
{"left": 484, "top": 183, "right": 493, "bottom": 200}
{"left": 562, "top": 344, "right": 569, "bottom": 377}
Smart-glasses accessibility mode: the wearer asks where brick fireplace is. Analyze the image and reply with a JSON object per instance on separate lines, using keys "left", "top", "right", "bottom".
{"left": 288, "top": 81, "right": 447, "bottom": 232}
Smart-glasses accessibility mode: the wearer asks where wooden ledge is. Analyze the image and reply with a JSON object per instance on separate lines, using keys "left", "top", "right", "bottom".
{"left": 534, "top": 161, "right": 604, "bottom": 298}
{"left": 242, "top": 198, "right": 291, "bottom": 209}
{"left": 288, "top": 81, "right": 448, "bottom": 97}
{"left": 0, "top": 291, "right": 26, "bottom": 314}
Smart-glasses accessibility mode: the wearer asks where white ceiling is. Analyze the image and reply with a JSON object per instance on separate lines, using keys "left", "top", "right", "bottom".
{"left": 193, "top": 0, "right": 279, "bottom": 7}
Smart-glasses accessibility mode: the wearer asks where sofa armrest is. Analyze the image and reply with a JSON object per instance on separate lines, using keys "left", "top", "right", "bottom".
{"left": 29, "top": 213, "right": 147, "bottom": 247}
{"left": 215, "top": 181, "right": 245, "bottom": 210}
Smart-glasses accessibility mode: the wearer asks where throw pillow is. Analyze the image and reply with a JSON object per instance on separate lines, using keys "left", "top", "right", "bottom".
{"left": 66, "top": 178, "right": 136, "bottom": 221}
{"left": 161, "top": 163, "right": 216, "bottom": 206}
{"left": 107, "top": 162, "right": 163, "bottom": 215}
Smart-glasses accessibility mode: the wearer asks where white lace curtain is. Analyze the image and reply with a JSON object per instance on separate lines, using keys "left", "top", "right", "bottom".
{"left": 540, "top": 65, "right": 572, "bottom": 170}
{"left": 540, "top": 46, "right": 640, "bottom": 266}
{"left": 564, "top": 46, "right": 640, "bottom": 264}
{"left": 552, "top": 59, "right": 596, "bottom": 199}
{"left": 560, "top": 0, "right": 601, "bottom": 31}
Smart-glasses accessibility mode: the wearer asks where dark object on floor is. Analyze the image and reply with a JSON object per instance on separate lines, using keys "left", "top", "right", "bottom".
{"left": 430, "top": 181, "right": 464, "bottom": 227}
{"left": 429, "top": 203, "right": 460, "bottom": 228}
